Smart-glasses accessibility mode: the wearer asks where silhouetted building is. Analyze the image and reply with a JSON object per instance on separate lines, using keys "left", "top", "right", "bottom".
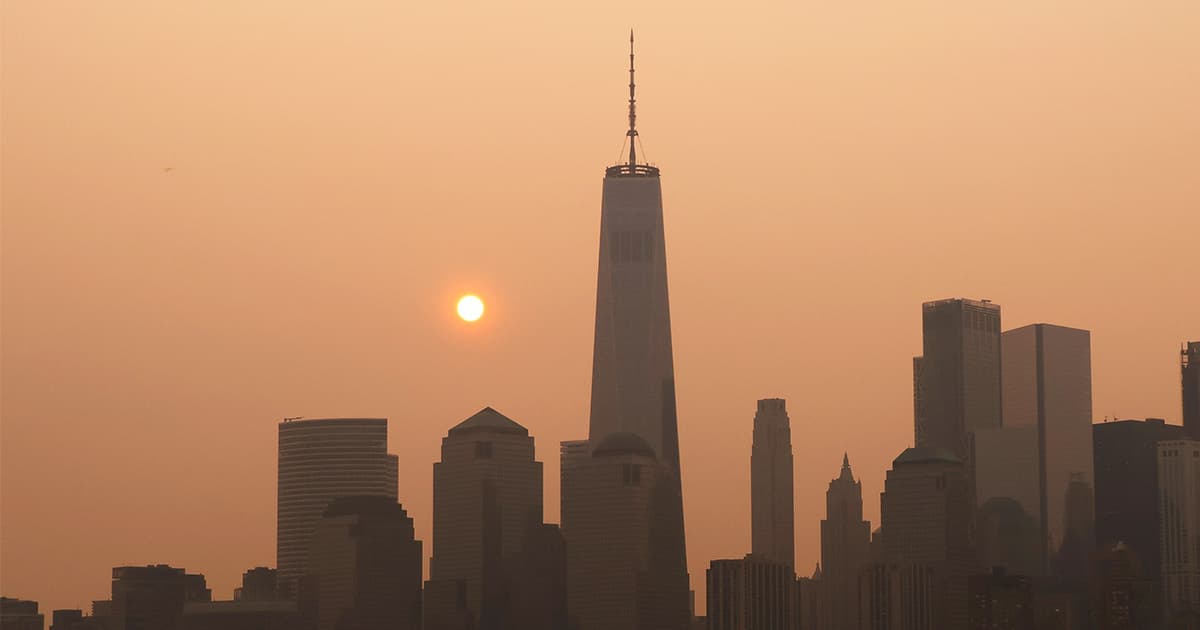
{"left": 1094, "top": 418, "right": 1187, "bottom": 579}
{"left": 1157, "top": 439, "right": 1200, "bottom": 626}
{"left": 427, "top": 407, "right": 542, "bottom": 630}
{"left": 968, "top": 567, "right": 1033, "bottom": 630}
{"left": 177, "top": 601, "right": 300, "bottom": 630}
{"left": 499, "top": 523, "right": 569, "bottom": 630}
{"left": 1091, "top": 542, "right": 1161, "bottom": 630}
{"left": 1001, "top": 323, "right": 1094, "bottom": 575}
{"left": 975, "top": 497, "right": 1041, "bottom": 578}
{"left": 1185, "top": 342, "right": 1200, "bottom": 440}
{"left": 857, "top": 562, "right": 934, "bottom": 630}
{"left": 752, "top": 399, "right": 795, "bottom": 569}
{"left": 797, "top": 567, "right": 824, "bottom": 630}
{"left": 110, "top": 565, "right": 210, "bottom": 630}
{"left": 880, "top": 448, "right": 976, "bottom": 629}
{"left": 562, "top": 432, "right": 690, "bottom": 630}
{"left": 1, "top": 598, "right": 44, "bottom": 630}
{"left": 49, "top": 610, "right": 82, "bottom": 630}
{"left": 973, "top": 425, "right": 1039, "bottom": 528}
{"left": 234, "top": 567, "right": 277, "bottom": 602}
{"left": 916, "top": 298, "right": 1002, "bottom": 463}
{"left": 277, "top": 418, "right": 399, "bottom": 597}
{"left": 304, "top": 496, "right": 422, "bottom": 630}
{"left": 1053, "top": 474, "right": 1095, "bottom": 581}
{"left": 706, "top": 555, "right": 799, "bottom": 630}
{"left": 912, "top": 357, "right": 927, "bottom": 447}
{"left": 822, "top": 454, "right": 871, "bottom": 630}
{"left": 584, "top": 40, "right": 690, "bottom": 618}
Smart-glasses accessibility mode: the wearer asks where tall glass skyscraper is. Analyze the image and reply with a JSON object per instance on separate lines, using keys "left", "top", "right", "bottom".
{"left": 276, "top": 418, "right": 398, "bottom": 597}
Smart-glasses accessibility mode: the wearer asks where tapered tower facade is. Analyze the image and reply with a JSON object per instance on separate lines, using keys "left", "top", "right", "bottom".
{"left": 752, "top": 398, "right": 795, "bottom": 569}
{"left": 575, "top": 33, "right": 689, "bottom": 629}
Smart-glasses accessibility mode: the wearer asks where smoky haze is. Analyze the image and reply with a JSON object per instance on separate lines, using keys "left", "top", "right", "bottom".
{"left": 2, "top": 0, "right": 1198, "bottom": 614}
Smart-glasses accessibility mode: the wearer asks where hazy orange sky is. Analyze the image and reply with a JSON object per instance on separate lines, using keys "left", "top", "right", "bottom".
{"left": 2, "top": 1, "right": 1198, "bottom": 614}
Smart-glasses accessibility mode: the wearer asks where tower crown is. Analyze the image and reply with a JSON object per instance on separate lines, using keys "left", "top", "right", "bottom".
{"left": 607, "top": 31, "right": 659, "bottom": 178}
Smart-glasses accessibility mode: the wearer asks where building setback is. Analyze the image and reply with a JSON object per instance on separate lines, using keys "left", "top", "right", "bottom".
{"left": 426, "top": 407, "right": 543, "bottom": 630}
{"left": 1000, "top": 323, "right": 1094, "bottom": 575}
{"left": 1157, "top": 439, "right": 1200, "bottom": 625}
{"left": 1093, "top": 418, "right": 1187, "bottom": 580}
{"left": 752, "top": 398, "right": 795, "bottom": 569}
{"left": 276, "top": 418, "right": 398, "bottom": 597}
{"left": 562, "top": 432, "right": 690, "bottom": 630}
{"left": 821, "top": 455, "right": 871, "bottom": 630}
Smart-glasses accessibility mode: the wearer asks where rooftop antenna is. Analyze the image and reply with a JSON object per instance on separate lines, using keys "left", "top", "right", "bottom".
{"left": 627, "top": 30, "right": 638, "bottom": 167}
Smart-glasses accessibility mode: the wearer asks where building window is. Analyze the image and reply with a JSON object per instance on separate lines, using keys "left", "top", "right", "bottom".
{"left": 622, "top": 463, "right": 642, "bottom": 486}
{"left": 609, "top": 230, "right": 654, "bottom": 263}
{"left": 475, "top": 441, "right": 493, "bottom": 458}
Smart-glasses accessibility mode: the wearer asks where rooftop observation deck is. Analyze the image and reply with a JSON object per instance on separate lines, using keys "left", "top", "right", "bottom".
{"left": 605, "top": 163, "right": 660, "bottom": 177}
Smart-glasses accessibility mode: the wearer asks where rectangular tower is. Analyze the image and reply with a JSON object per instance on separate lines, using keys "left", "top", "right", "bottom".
{"left": 752, "top": 398, "right": 795, "bottom": 569}
{"left": 1001, "top": 323, "right": 1094, "bottom": 574}
{"left": 1183, "top": 342, "right": 1200, "bottom": 439}
{"left": 917, "top": 298, "right": 1002, "bottom": 462}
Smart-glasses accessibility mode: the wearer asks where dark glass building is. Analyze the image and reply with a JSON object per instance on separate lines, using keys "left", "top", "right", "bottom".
{"left": 1093, "top": 418, "right": 1186, "bottom": 579}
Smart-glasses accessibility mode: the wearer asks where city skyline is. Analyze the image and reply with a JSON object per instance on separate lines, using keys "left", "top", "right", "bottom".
{"left": 3, "top": 3, "right": 1200, "bottom": 619}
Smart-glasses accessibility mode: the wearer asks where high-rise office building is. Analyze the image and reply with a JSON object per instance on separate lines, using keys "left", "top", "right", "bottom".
{"left": 752, "top": 398, "right": 795, "bottom": 569}
{"left": 1091, "top": 542, "right": 1161, "bottom": 630}
{"left": 427, "top": 407, "right": 542, "bottom": 629}
{"left": 880, "top": 447, "right": 975, "bottom": 629}
{"left": 276, "top": 417, "right": 398, "bottom": 597}
{"left": 1184, "top": 342, "right": 1200, "bottom": 440}
{"left": 1157, "top": 439, "right": 1200, "bottom": 624}
{"left": 916, "top": 298, "right": 1002, "bottom": 462}
{"left": 109, "top": 565, "right": 210, "bottom": 630}
{"left": 573, "top": 35, "right": 689, "bottom": 629}
{"left": 499, "top": 523, "right": 569, "bottom": 630}
{"left": 306, "top": 496, "right": 423, "bottom": 630}
{"left": 706, "top": 555, "right": 799, "bottom": 630}
{"left": 1001, "top": 323, "right": 1094, "bottom": 574}
{"left": 562, "top": 432, "right": 690, "bottom": 630}
{"left": 821, "top": 455, "right": 871, "bottom": 630}
{"left": 235, "top": 568, "right": 277, "bottom": 602}
{"left": 856, "top": 562, "right": 934, "bottom": 630}
{"left": 1093, "top": 418, "right": 1187, "bottom": 580}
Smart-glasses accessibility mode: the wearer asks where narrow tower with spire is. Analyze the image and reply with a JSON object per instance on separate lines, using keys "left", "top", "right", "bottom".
{"left": 820, "top": 454, "right": 871, "bottom": 630}
{"left": 565, "top": 32, "right": 690, "bottom": 630}
{"left": 751, "top": 398, "right": 795, "bottom": 569}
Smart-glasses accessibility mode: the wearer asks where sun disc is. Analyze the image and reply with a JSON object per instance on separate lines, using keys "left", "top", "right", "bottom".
{"left": 457, "top": 295, "right": 484, "bottom": 322}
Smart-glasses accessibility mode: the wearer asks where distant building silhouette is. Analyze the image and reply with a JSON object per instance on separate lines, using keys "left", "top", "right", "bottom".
{"left": 856, "top": 562, "right": 934, "bottom": 630}
{"left": 1090, "top": 542, "right": 1161, "bottom": 630}
{"left": 1184, "top": 342, "right": 1200, "bottom": 440}
{"left": 562, "top": 432, "right": 690, "bottom": 630}
{"left": 426, "top": 407, "right": 542, "bottom": 630}
{"left": 706, "top": 555, "right": 800, "bottom": 630}
{"left": 967, "top": 567, "right": 1033, "bottom": 629}
{"left": 796, "top": 566, "right": 824, "bottom": 630}
{"left": 972, "top": 425, "right": 1039, "bottom": 534}
{"left": 109, "top": 565, "right": 210, "bottom": 630}
{"left": 912, "top": 357, "right": 927, "bottom": 447}
{"left": 498, "top": 523, "right": 569, "bottom": 630}
{"left": 276, "top": 418, "right": 399, "bottom": 597}
{"left": 1, "top": 598, "right": 44, "bottom": 630}
{"left": 304, "top": 496, "right": 422, "bottom": 630}
{"left": 1156, "top": 439, "right": 1200, "bottom": 625}
{"left": 974, "top": 497, "right": 1041, "bottom": 578}
{"left": 235, "top": 567, "right": 277, "bottom": 602}
{"left": 880, "top": 447, "right": 976, "bottom": 629}
{"left": 1001, "top": 323, "right": 1094, "bottom": 575}
{"left": 752, "top": 398, "right": 795, "bottom": 569}
{"left": 916, "top": 298, "right": 1002, "bottom": 464}
{"left": 50, "top": 609, "right": 82, "bottom": 630}
{"left": 1093, "top": 418, "right": 1186, "bottom": 581}
{"left": 821, "top": 454, "right": 871, "bottom": 630}
{"left": 177, "top": 601, "right": 300, "bottom": 630}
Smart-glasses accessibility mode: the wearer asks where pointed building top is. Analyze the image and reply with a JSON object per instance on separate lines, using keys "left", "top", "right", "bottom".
{"left": 812, "top": 563, "right": 822, "bottom": 579}
{"left": 839, "top": 453, "right": 855, "bottom": 481}
{"left": 607, "top": 31, "right": 658, "bottom": 178}
{"left": 448, "top": 406, "right": 528, "bottom": 437}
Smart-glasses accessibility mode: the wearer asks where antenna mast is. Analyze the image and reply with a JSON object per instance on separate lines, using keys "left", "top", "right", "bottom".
{"left": 627, "top": 30, "right": 637, "bottom": 167}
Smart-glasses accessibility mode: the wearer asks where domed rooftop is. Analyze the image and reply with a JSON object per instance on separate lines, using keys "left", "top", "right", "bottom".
{"left": 448, "top": 407, "right": 528, "bottom": 437}
{"left": 892, "top": 446, "right": 961, "bottom": 467}
{"left": 591, "top": 432, "right": 656, "bottom": 459}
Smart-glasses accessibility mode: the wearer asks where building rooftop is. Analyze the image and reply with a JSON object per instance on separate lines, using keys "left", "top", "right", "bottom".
{"left": 448, "top": 407, "right": 528, "bottom": 437}
{"left": 892, "top": 446, "right": 962, "bottom": 467}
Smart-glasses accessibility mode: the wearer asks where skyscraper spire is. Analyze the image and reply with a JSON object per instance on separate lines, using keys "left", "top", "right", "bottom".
{"left": 627, "top": 30, "right": 638, "bottom": 167}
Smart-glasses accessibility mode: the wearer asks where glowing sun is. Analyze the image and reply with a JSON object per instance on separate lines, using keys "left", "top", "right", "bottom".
{"left": 456, "top": 295, "right": 485, "bottom": 322}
